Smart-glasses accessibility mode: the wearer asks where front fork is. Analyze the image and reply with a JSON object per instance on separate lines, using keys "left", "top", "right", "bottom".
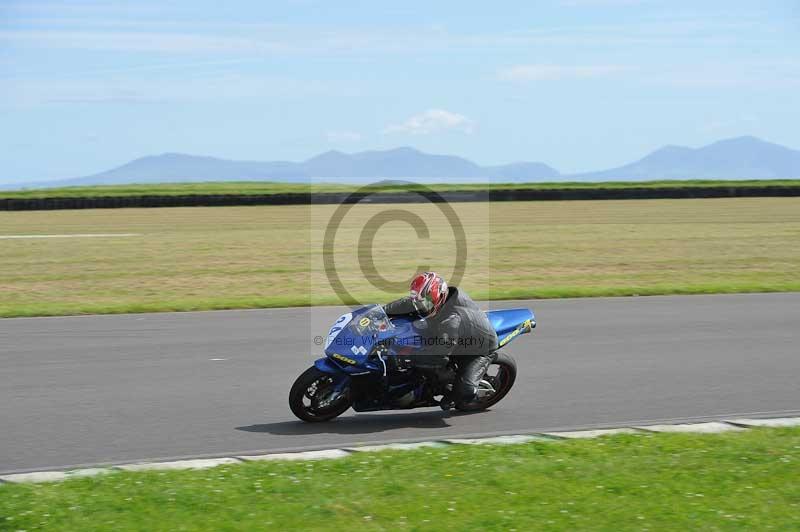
{"left": 313, "top": 358, "right": 352, "bottom": 398}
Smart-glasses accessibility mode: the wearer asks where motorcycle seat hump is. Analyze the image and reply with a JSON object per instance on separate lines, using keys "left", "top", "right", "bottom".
{"left": 485, "top": 308, "right": 535, "bottom": 344}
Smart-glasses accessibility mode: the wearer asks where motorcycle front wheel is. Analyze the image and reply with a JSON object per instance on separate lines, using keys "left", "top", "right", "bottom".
{"left": 289, "top": 367, "right": 352, "bottom": 422}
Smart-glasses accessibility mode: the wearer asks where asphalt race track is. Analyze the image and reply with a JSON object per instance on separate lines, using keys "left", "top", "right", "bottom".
{"left": 2, "top": 293, "right": 798, "bottom": 474}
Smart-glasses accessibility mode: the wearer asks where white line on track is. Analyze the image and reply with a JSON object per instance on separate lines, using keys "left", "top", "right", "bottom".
{"left": 0, "top": 233, "right": 140, "bottom": 239}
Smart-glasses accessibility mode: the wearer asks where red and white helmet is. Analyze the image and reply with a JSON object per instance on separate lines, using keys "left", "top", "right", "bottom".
{"left": 409, "top": 271, "right": 448, "bottom": 317}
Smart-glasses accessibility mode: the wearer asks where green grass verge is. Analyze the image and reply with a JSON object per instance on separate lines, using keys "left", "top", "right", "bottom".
{"left": 2, "top": 178, "right": 799, "bottom": 199}
{"left": 2, "top": 282, "right": 800, "bottom": 318}
{"left": 2, "top": 198, "right": 799, "bottom": 318}
{"left": 2, "top": 427, "right": 799, "bottom": 530}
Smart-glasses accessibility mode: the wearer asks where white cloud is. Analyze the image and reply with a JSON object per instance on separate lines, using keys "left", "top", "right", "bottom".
{"left": 326, "top": 130, "right": 362, "bottom": 143}
{"left": 498, "top": 64, "right": 628, "bottom": 82}
{"left": 384, "top": 109, "right": 474, "bottom": 135}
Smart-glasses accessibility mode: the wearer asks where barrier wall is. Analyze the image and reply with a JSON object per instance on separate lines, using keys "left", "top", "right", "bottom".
{"left": 2, "top": 186, "right": 799, "bottom": 211}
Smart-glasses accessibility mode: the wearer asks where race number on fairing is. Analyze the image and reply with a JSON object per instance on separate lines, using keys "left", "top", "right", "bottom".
{"left": 324, "top": 312, "right": 353, "bottom": 349}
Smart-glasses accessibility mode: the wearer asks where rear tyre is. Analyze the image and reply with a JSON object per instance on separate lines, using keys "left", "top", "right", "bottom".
{"left": 289, "top": 367, "right": 352, "bottom": 422}
{"left": 455, "top": 350, "right": 517, "bottom": 412}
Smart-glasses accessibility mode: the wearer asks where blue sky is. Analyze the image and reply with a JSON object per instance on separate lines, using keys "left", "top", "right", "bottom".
{"left": 1, "top": 0, "right": 799, "bottom": 183}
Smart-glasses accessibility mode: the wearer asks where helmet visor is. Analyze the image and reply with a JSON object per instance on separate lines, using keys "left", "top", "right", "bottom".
{"left": 410, "top": 293, "right": 434, "bottom": 316}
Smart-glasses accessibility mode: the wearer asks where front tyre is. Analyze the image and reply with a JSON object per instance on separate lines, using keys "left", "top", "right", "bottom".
{"left": 456, "top": 350, "right": 517, "bottom": 412}
{"left": 289, "top": 367, "right": 352, "bottom": 422}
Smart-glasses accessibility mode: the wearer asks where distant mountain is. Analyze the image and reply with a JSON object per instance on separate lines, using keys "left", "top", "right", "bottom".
{"left": 64, "top": 153, "right": 306, "bottom": 185}
{"left": 575, "top": 136, "right": 800, "bottom": 180}
{"left": 7, "top": 147, "right": 559, "bottom": 189}
{"left": 303, "top": 147, "right": 488, "bottom": 179}
{"left": 487, "top": 162, "right": 561, "bottom": 181}
{"left": 4, "top": 136, "right": 800, "bottom": 190}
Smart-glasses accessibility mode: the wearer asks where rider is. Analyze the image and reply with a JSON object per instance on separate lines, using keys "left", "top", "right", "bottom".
{"left": 383, "top": 271, "right": 498, "bottom": 410}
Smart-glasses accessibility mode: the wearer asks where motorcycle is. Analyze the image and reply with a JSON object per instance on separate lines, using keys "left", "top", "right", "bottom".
{"left": 289, "top": 304, "right": 536, "bottom": 422}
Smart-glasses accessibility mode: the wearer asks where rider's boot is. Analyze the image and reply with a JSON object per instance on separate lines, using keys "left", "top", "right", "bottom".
{"left": 441, "top": 382, "right": 481, "bottom": 410}
{"left": 439, "top": 383, "right": 456, "bottom": 411}
{"left": 439, "top": 394, "right": 455, "bottom": 411}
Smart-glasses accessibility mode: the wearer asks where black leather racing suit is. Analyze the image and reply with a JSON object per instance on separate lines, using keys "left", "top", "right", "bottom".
{"left": 384, "top": 287, "right": 498, "bottom": 402}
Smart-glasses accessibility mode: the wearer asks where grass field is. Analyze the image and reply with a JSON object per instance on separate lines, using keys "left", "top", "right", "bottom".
{"left": 1, "top": 197, "right": 799, "bottom": 317}
{"left": 1, "top": 427, "right": 798, "bottom": 531}
{"left": 1, "top": 179, "right": 799, "bottom": 199}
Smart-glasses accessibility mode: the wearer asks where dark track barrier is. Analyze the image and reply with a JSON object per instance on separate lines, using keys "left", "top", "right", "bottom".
{"left": 2, "top": 186, "right": 799, "bottom": 211}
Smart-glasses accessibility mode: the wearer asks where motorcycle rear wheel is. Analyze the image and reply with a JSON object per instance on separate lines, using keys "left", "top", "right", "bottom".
{"left": 456, "top": 350, "right": 517, "bottom": 412}
{"left": 289, "top": 367, "right": 352, "bottom": 422}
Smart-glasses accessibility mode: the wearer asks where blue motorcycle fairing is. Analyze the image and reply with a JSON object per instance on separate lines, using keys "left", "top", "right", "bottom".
{"left": 314, "top": 357, "right": 346, "bottom": 374}
{"left": 315, "top": 356, "right": 375, "bottom": 376}
{"left": 323, "top": 306, "right": 427, "bottom": 374}
{"left": 323, "top": 308, "right": 375, "bottom": 366}
{"left": 323, "top": 306, "right": 400, "bottom": 374}
{"left": 321, "top": 304, "right": 536, "bottom": 375}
